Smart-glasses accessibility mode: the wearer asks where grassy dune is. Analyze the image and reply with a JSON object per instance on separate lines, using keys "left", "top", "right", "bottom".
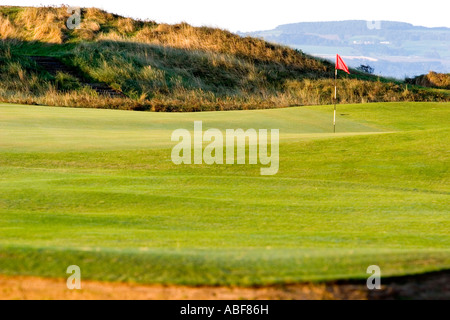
{"left": 1, "top": 6, "right": 449, "bottom": 111}
{"left": 0, "top": 102, "right": 449, "bottom": 285}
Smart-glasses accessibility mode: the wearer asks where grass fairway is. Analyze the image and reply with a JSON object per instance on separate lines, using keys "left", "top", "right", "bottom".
{"left": 0, "top": 102, "right": 449, "bottom": 286}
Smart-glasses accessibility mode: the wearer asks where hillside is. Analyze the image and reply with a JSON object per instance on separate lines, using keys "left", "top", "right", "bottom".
{"left": 241, "top": 21, "right": 450, "bottom": 79}
{"left": 407, "top": 72, "right": 450, "bottom": 90}
{"left": 0, "top": 6, "right": 449, "bottom": 111}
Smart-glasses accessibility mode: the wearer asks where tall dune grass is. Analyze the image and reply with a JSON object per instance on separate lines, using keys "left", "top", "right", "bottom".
{"left": 407, "top": 72, "right": 450, "bottom": 89}
{"left": 0, "top": 5, "right": 448, "bottom": 111}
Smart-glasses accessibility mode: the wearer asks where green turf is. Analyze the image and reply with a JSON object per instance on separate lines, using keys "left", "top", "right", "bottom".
{"left": 0, "top": 102, "right": 449, "bottom": 285}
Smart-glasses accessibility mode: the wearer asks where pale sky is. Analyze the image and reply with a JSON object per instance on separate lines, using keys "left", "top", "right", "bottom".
{"left": 4, "top": 0, "right": 450, "bottom": 32}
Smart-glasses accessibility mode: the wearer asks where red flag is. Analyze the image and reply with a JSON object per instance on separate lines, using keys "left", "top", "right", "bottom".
{"left": 336, "top": 54, "right": 350, "bottom": 74}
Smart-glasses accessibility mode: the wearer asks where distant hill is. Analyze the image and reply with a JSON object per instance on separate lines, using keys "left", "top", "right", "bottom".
{"left": 241, "top": 21, "right": 450, "bottom": 79}
{"left": 0, "top": 7, "right": 448, "bottom": 110}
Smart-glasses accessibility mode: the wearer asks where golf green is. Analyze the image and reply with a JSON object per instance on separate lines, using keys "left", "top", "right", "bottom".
{"left": 0, "top": 102, "right": 448, "bottom": 285}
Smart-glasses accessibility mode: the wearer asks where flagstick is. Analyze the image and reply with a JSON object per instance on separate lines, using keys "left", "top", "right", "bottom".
{"left": 334, "top": 68, "right": 337, "bottom": 133}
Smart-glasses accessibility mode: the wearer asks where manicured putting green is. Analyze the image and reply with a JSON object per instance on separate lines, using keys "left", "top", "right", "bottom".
{"left": 0, "top": 102, "right": 448, "bottom": 285}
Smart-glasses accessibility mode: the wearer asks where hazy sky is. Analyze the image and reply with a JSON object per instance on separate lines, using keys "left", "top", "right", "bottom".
{"left": 5, "top": 0, "right": 450, "bottom": 32}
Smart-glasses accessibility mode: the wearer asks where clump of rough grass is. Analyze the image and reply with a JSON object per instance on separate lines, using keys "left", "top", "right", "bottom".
{"left": 407, "top": 72, "right": 450, "bottom": 89}
{"left": 0, "top": 15, "right": 19, "bottom": 40}
{"left": 15, "top": 7, "right": 67, "bottom": 43}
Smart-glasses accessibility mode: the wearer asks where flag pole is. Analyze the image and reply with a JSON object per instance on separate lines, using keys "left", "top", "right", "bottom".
{"left": 334, "top": 68, "right": 337, "bottom": 133}
{"left": 334, "top": 54, "right": 349, "bottom": 133}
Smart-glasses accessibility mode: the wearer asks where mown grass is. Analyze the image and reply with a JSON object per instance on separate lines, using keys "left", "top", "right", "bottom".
{"left": 0, "top": 102, "right": 448, "bottom": 285}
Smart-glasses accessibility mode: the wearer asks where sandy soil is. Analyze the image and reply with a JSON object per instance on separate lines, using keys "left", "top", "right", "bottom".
{"left": 0, "top": 271, "right": 448, "bottom": 300}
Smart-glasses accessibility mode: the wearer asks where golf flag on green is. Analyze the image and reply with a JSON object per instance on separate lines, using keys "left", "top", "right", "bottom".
{"left": 336, "top": 54, "right": 350, "bottom": 74}
{"left": 333, "top": 54, "right": 350, "bottom": 133}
